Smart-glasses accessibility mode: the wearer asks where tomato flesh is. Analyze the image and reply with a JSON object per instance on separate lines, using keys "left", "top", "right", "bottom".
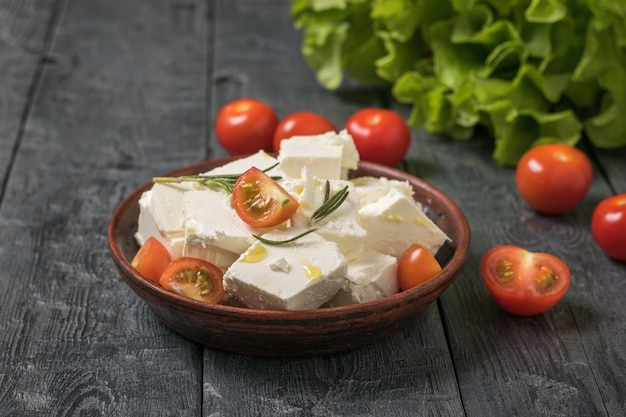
{"left": 344, "top": 108, "right": 411, "bottom": 167}
{"left": 273, "top": 111, "right": 336, "bottom": 152}
{"left": 215, "top": 98, "right": 279, "bottom": 155}
{"left": 591, "top": 193, "right": 626, "bottom": 261}
{"left": 159, "top": 257, "right": 224, "bottom": 304}
{"left": 515, "top": 143, "right": 593, "bottom": 214}
{"left": 481, "top": 245, "right": 570, "bottom": 316}
{"left": 131, "top": 237, "right": 172, "bottom": 283}
{"left": 232, "top": 167, "right": 299, "bottom": 228}
{"left": 397, "top": 244, "right": 442, "bottom": 291}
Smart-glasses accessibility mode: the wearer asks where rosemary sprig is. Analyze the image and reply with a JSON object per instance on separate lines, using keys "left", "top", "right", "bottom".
{"left": 152, "top": 163, "right": 281, "bottom": 194}
{"left": 311, "top": 181, "right": 349, "bottom": 224}
{"left": 252, "top": 228, "right": 319, "bottom": 246}
{"left": 253, "top": 181, "right": 350, "bottom": 246}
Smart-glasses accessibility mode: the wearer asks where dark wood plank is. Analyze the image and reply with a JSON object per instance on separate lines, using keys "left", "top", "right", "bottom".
{"left": 401, "top": 123, "right": 625, "bottom": 415}
{"left": 594, "top": 147, "right": 626, "bottom": 194}
{"left": 205, "top": 1, "right": 464, "bottom": 415}
{"left": 0, "top": 1, "right": 57, "bottom": 189}
{"left": 204, "top": 306, "right": 463, "bottom": 417}
{"left": 0, "top": 0, "right": 210, "bottom": 414}
{"left": 209, "top": 0, "right": 388, "bottom": 159}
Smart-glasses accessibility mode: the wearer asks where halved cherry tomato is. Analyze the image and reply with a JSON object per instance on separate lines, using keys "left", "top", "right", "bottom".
{"left": 481, "top": 245, "right": 570, "bottom": 316}
{"left": 215, "top": 98, "right": 279, "bottom": 155}
{"left": 515, "top": 143, "right": 593, "bottom": 214}
{"left": 131, "top": 237, "right": 172, "bottom": 283}
{"left": 344, "top": 108, "right": 411, "bottom": 166}
{"left": 273, "top": 111, "right": 336, "bottom": 152}
{"left": 591, "top": 193, "right": 626, "bottom": 261}
{"left": 397, "top": 244, "right": 442, "bottom": 291}
{"left": 232, "top": 167, "right": 299, "bottom": 228}
{"left": 159, "top": 257, "right": 224, "bottom": 304}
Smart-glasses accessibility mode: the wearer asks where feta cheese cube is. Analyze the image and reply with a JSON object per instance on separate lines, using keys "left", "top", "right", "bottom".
{"left": 328, "top": 250, "right": 398, "bottom": 306}
{"left": 351, "top": 176, "right": 414, "bottom": 206}
{"left": 223, "top": 228, "right": 348, "bottom": 310}
{"left": 134, "top": 181, "right": 199, "bottom": 258}
{"left": 202, "top": 150, "right": 280, "bottom": 176}
{"left": 360, "top": 188, "right": 449, "bottom": 258}
{"left": 182, "top": 189, "right": 258, "bottom": 259}
{"left": 294, "top": 174, "right": 366, "bottom": 260}
{"left": 277, "top": 130, "right": 359, "bottom": 180}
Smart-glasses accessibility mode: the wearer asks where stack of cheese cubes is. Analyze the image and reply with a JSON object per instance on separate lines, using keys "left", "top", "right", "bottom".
{"left": 134, "top": 130, "right": 449, "bottom": 310}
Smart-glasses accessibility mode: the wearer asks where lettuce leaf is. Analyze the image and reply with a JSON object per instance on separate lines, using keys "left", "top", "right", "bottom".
{"left": 292, "top": 0, "right": 626, "bottom": 165}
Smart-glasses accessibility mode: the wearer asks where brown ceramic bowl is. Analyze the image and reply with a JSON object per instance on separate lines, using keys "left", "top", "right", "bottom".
{"left": 108, "top": 157, "right": 470, "bottom": 356}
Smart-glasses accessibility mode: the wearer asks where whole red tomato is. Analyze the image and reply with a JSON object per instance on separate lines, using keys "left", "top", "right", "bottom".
{"left": 344, "top": 108, "right": 411, "bottom": 166}
{"left": 515, "top": 143, "right": 593, "bottom": 214}
{"left": 215, "top": 98, "right": 279, "bottom": 155}
{"left": 481, "top": 245, "right": 570, "bottom": 316}
{"left": 591, "top": 193, "right": 626, "bottom": 261}
{"left": 273, "top": 111, "right": 336, "bottom": 152}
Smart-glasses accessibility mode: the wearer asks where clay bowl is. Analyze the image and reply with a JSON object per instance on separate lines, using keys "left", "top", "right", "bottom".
{"left": 108, "top": 157, "right": 470, "bottom": 357}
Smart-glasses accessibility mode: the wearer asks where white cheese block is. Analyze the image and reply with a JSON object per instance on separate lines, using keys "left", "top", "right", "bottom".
{"left": 223, "top": 228, "right": 348, "bottom": 310}
{"left": 134, "top": 182, "right": 198, "bottom": 258}
{"left": 182, "top": 189, "right": 258, "bottom": 259}
{"left": 135, "top": 191, "right": 185, "bottom": 258}
{"left": 360, "top": 188, "right": 449, "bottom": 258}
{"left": 183, "top": 242, "right": 239, "bottom": 270}
{"left": 202, "top": 150, "right": 281, "bottom": 176}
{"left": 327, "top": 250, "right": 398, "bottom": 306}
{"left": 327, "top": 129, "right": 359, "bottom": 170}
{"left": 351, "top": 176, "right": 415, "bottom": 206}
{"left": 293, "top": 174, "right": 366, "bottom": 260}
{"left": 135, "top": 190, "right": 161, "bottom": 246}
{"left": 277, "top": 130, "right": 359, "bottom": 180}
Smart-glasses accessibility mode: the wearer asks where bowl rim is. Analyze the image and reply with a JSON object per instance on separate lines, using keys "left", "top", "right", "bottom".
{"left": 108, "top": 157, "right": 470, "bottom": 322}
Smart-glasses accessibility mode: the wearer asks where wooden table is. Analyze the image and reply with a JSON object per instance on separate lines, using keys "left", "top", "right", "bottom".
{"left": 1, "top": 1, "right": 625, "bottom": 415}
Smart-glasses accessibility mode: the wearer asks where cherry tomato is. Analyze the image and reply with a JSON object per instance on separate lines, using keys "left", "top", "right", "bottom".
{"left": 215, "top": 98, "right": 279, "bottom": 155}
{"left": 131, "top": 237, "right": 172, "bottom": 283}
{"left": 591, "top": 193, "right": 626, "bottom": 261}
{"left": 232, "top": 167, "right": 299, "bottom": 228}
{"left": 344, "top": 108, "right": 411, "bottom": 166}
{"left": 397, "top": 244, "right": 442, "bottom": 291}
{"left": 515, "top": 143, "right": 593, "bottom": 214}
{"left": 159, "top": 257, "right": 224, "bottom": 304}
{"left": 481, "top": 245, "right": 570, "bottom": 316}
{"left": 273, "top": 111, "right": 336, "bottom": 152}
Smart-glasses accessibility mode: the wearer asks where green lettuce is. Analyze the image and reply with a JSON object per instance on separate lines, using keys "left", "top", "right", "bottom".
{"left": 292, "top": 0, "right": 626, "bottom": 165}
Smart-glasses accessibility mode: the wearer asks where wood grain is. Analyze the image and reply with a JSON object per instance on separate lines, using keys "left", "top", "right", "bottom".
{"left": 402, "top": 124, "right": 625, "bottom": 416}
{"left": 0, "top": 0, "right": 57, "bottom": 194}
{"left": 205, "top": 0, "right": 464, "bottom": 414}
{"left": 1, "top": 0, "right": 625, "bottom": 415}
{"left": 0, "top": 0, "right": 210, "bottom": 415}
{"left": 210, "top": 0, "right": 385, "bottom": 159}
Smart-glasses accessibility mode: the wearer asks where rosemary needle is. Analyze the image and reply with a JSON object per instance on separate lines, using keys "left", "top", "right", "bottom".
{"left": 254, "top": 183, "right": 350, "bottom": 245}
{"left": 253, "top": 228, "right": 319, "bottom": 245}
{"left": 311, "top": 184, "right": 349, "bottom": 224}
{"left": 152, "top": 163, "right": 281, "bottom": 194}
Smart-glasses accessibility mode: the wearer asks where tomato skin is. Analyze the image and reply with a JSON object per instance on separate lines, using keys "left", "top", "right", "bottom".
{"left": 131, "top": 237, "right": 172, "bottom": 283}
{"left": 397, "top": 244, "right": 442, "bottom": 291}
{"left": 215, "top": 98, "right": 279, "bottom": 155}
{"left": 591, "top": 193, "right": 626, "bottom": 261}
{"left": 480, "top": 245, "right": 570, "bottom": 316}
{"left": 273, "top": 111, "right": 336, "bottom": 152}
{"left": 344, "top": 108, "right": 411, "bottom": 166}
{"left": 515, "top": 143, "right": 593, "bottom": 214}
{"left": 232, "top": 167, "right": 299, "bottom": 228}
{"left": 159, "top": 257, "right": 224, "bottom": 304}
